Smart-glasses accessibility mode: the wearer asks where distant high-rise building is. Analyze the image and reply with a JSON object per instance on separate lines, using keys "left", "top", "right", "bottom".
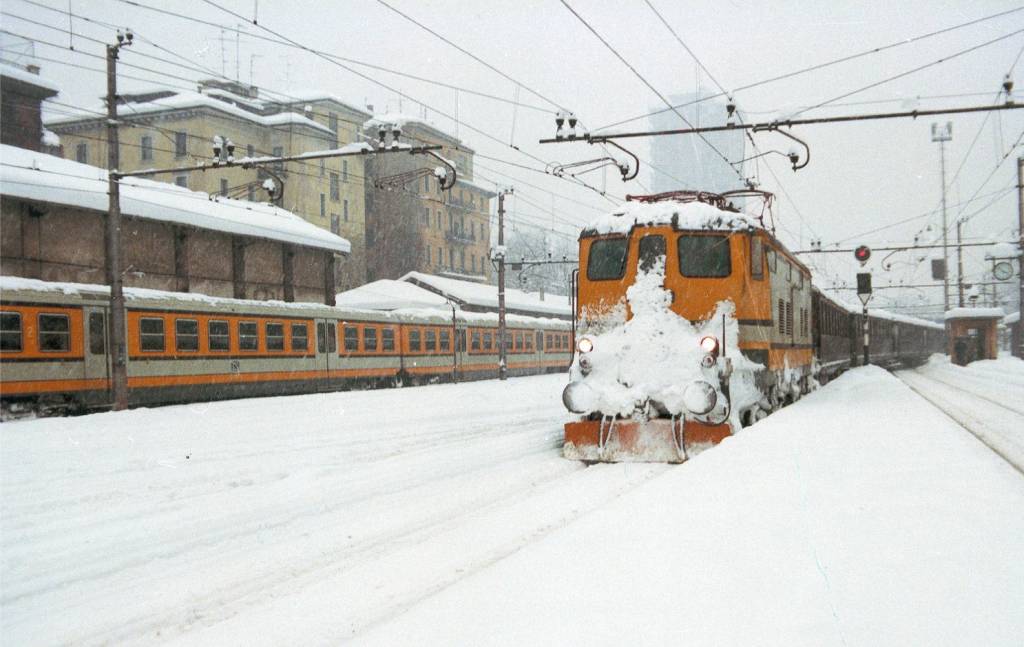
{"left": 647, "top": 93, "right": 745, "bottom": 194}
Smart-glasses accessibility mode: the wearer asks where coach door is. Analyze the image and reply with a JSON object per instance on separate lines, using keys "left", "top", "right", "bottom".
{"left": 314, "top": 319, "right": 339, "bottom": 386}
{"left": 82, "top": 306, "right": 111, "bottom": 397}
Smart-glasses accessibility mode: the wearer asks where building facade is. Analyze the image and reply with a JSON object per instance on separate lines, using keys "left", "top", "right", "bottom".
{"left": 363, "top": 114, "right": 494, "bottom": 283}
{"left": 45, "top": 80, "right": 371, "bottom": 290}
{"left": 1, "top": 63, "right": 58, "bottom": 152}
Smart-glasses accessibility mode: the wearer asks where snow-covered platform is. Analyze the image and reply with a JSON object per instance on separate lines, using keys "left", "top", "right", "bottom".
{"left": 2, "top": 365, "right": 1023, "bottom": 646}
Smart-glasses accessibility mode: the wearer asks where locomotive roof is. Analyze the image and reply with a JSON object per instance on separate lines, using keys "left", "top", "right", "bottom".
{"left": 581, "top": 198, "right": 762, "bottom": 237}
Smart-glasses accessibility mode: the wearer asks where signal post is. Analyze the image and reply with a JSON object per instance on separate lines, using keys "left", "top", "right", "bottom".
{"left": 855, "top": 246, "right": 872, "bottom": 365}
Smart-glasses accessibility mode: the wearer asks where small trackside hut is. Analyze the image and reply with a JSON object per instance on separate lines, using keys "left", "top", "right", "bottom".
{"left": 945, "top": 307, "right": 1003, "bottom": 366}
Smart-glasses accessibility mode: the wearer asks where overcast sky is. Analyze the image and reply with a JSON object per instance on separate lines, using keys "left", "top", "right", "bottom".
{"left": 2, "top": 0, "right": 1021, "bottom": 316}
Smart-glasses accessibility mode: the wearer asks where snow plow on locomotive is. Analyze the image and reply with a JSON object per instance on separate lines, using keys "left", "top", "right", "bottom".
{"left": 561, "top": 190, "right": 944, "bottom": 463}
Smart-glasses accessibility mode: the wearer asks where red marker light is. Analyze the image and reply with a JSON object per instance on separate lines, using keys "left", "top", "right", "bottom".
{"left": 854, "top": 245, "right": 871, "bottom": 264}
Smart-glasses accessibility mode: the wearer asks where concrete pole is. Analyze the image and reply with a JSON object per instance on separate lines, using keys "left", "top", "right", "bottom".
{"left": 940, "top": 138, "right": 950, "bottom": 312}
{"left": 497, "top": 189, "right": 510, "bottom": 380}
{"left": 106, "top": 42, "right": 128, "bottom": 410}
{"left": 957, "top": 217, "right": 965, "bottom": 307}
{"left": 1017, "top": 156, "right": 1023, "bottom": 358}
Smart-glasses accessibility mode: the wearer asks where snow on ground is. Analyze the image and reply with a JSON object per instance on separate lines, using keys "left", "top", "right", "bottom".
{"left": 898, "top": 354, "right": 1024, "bottom": 470}
{"left": 2, "top": 367, "right": 1023, "bottom": 646}
{"left": 355, "top": 367, "right": 1024, "bottom": 647}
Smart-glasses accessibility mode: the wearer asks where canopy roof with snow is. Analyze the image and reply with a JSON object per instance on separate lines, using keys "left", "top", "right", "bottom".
{"left": 400, "top": 272, "right": 571, "bottom": 319}
{"left": 335, "top": 279, "right": 452, "bottom": 311}
{"left": 0, "top": 145, "right": 350, "bottom": 254}
{"left": 583, "top": 198, "right": 763, "bottom": 236}
{"left": 944, "top": 307, "right": 1005, "bottom": 321}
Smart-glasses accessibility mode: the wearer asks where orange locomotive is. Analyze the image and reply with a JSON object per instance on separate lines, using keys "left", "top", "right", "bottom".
{"left": 562, "top": 190, "right": 813, "bottom": 462}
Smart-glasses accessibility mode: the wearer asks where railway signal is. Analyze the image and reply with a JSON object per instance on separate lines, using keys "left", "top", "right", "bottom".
{"left": 857, "top": 272, "right": 872, "bottom": 365}
{"left": 854, "top": 245, "right": 871, "bottom": 266}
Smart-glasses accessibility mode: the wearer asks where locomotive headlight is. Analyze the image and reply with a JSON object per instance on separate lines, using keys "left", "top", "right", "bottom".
{"left": 683, "top": 381, "right": 718, "bottom": 415}
{"left": 577, "top": 337, "right": 594, "bottom": 354}
{"left": 699, "top": 335, "right": 719, "bottom": 357}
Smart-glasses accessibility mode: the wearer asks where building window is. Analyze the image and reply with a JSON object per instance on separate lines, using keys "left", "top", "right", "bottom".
{"left": 437, "top": 248, "right": 442, "bottom": 265}
{"left": 436, "top": 210, "right": 441, "bottom": 228}
{"left": 74, "top": 143, "right": 88, "bottom": 163}
{"left": 320, "top": 193, "right": 326, "bottom": 218}
{"left": 247, "top": 144, "right": 255, "bottom": 158}
{"left": 265, "top": 322, "right": 285, "bottom": 351}
{"left": 174, "top": 319, "right": 199, "bottom": 352}
{"left": 343, "top": 200, "right": 348, "bottom": 222}
{"left": 449, "top": 248, "right": 455, "bottom": 269}
{"left": 344, "top": 325, "right": 358, "bottom": 351}
{"left": 220, "top": 178, "right": 228, "bottom": 196}
{"left": 330, "top": 172, "right": 340, "bottom": 201}
{"left": 424, "top": 176, "right": 430, "bottom": 193}
{"left": 331, "top": 214, "right": 340, "bottom": 234}
{"left": 329, "top": 112, "right": 338, "bottom": 133}
{"left": 424, "top": 207, "right": 430, "bottom": 226}
{"left": 175, "top": 175, "right": 188, "bottom": 188}
{"left": 471, "top": 255, "right": 476, "bottom": 273}
{"left": 174, "top": 131, "right": 187, "bottom": 157}
{"left": 320, "top": 159, "right": 325, "bottom": 177}
{"left": 460, "top": 250, "right": 465, "bottom": 271}
{"left": 238, "top": 321, "right": 258, "bottom": 351}
{"left": 139, "top": 317, "right": 165, "bottom": 352}
{"left": 291, "top": 323, "right": 308, "bottom": 351}
{"left": 342, "top": 160, "right": 348, "bottom": 182}
{"left": 426, "top": 245, "right": 430, "bottom": 263}
{"left": 141, "top": 135, "right": 153, "bottom": 161}
{"left": 208, "top": 320, "right": 230, "bottom": 351}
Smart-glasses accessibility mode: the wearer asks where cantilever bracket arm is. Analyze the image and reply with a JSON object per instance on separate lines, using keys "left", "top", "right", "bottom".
{"left": 416, "top": 150, "right": 458, "bottom": 190}
{"left": 601, "top": 139, "right": 639, "bottom": 181}
{"left": 751, "top": 125, "right": 811, "bottom": 171}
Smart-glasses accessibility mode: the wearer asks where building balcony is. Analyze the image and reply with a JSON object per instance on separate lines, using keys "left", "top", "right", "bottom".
{"left": 444, "top": 229, "right": 475, "bottom": 245}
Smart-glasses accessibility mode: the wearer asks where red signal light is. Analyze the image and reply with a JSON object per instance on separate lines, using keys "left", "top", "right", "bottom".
{"left": 854, "top": 245, "right": 871, "bottom": 264}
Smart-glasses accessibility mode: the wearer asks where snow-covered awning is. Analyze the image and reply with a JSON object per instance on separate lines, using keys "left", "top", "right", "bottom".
{"left": 944, "top": 307, "right": 1005, "bottom": 321}
{"left": 0, "top": 144, "right": 350, "bottom": 254}
{"left": 336, "top": 279, "right": 452, "bottom": 311}
{"left": 400, "top": 271, "right": 571, "bottom": 318}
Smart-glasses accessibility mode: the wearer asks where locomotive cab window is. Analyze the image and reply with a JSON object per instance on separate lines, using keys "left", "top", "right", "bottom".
{"left": 637, "top": 235, "right": 666, "bottom": 273}
{"left": 750, "top": 237, "right": 764, "bottom": 279}
{"left": 0, "top": 311, "right": 23, "bottom": 352}
{"left": 265, "top": 322, "right": 285, "bottom": 351}
{"left": 175, "top": 319, "right": 199, "bottom": 352}
{"left": 586, "top": 237, "right": 629, "bottom": 280}
{"left": 238, "top": 321, "right": 258, "bottom": 351}
{"left": 291, "top": 323, "right": 309, "bottom": 352}
{"left": 209, "top": 320, "right": 230, "bottom": 351}
{"left": 677, "top": 235, "right": 731, "bottom": 278}
{"left": 139, "top": 317, "right": 165, "bottom": 352}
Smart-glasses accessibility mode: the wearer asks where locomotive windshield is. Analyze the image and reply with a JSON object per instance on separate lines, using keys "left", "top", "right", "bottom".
{"left": 677, "top": 234, "right": 731, "bottom": 278}
{"left": 638, "top": 235, "right": 666, "bottom": 272}
{"left": 587, "top": 237, "right": 628, "bottom": 280}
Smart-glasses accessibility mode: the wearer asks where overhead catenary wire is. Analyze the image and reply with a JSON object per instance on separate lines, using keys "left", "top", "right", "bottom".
{"left": 595, "top": 4, "right": 1024, "bottom": 132}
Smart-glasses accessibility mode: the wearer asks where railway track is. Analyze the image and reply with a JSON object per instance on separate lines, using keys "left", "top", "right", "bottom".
{"left": 897, "top": 370, "right": 1024, "bottom": 477}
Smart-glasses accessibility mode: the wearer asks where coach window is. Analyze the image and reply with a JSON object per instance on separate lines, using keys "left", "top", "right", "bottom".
{"left": 344, "top": 325, "right": 359, "bottom": 352}
{"left": 439, "top": 330, "right": 450, "bottom": 351}
{"left": 0, "top": 312, "right": 22, "bottom": 352}
{"left": 327, "top": 322, "right": 337, "bottom": 353}
{"left": 382, "top": 328, "right": 395, "bottom": 352}
{"left": 586, "top": 237, "right": 629, "bottom": 280}
{"left": 291, "top": 323, "right": 309, "bottom": 352}
{"left": 209, "top": 320, "right": 230, "bottom": 351}
{"left": 483, "top": 331, "right": 492, "bottom": 350}
{"left": 536, "top": 331, "right": 544, "bottom": 351}
{"left": 678, "top": 235, "right": 731, "bottom": 278}
{"left": 265, "top": 322, "right": 285, "bottom": 351}
{"left": 175, "top": 319, "right": 199, "bottom": 352}
{"left": 767, "top": 248, "right": 777, "bottom": 274}
{"left": 750, "top": 237, "right": 765, "bottom": 279}
{"left": 317, "top": 322, "right": 326, "bottom": 352}
{"left": 238, "top": 321, "right": 258, "bottom": 351}
{"left": 364, "top": 326, "right": 378, "bottom": 352}
{"left": 525, "top": 334, "right": 533, "bottom": 352}
{"left": 139, "top": 317, "right": 165, "bottom": 352}
{"left": 425, "top": 329, "right": 436, "bottom": 351}
{"left": 409, "top": 329, "right": 421, "bottom": 351}
{"left": 471, "top": 331, "right": 481, "bottom": 351}
{"left": 88, "top": 312, "right": 105, "bottom": 354}
{"left": 786, "top": 261, "right": 793, "bottom": 282}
